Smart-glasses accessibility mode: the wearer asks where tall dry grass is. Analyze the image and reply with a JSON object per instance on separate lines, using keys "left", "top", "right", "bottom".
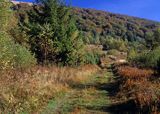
{"left": 115, "top": 64, "right": 160, "bottom": 113}
{"left": 117, "top": 66, "right": 154, "bottom": 79}
{"left": 0, "top": 64, "right": 99, "bottom": 113}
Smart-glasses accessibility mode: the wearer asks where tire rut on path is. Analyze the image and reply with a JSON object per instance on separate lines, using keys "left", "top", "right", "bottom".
{"left": 43, "top": 65, "right": 119, "bottom": 114}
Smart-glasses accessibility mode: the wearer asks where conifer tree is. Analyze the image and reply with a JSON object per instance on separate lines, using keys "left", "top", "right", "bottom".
{"left": 25, "top": 0, "right": 85, "bottom": 65}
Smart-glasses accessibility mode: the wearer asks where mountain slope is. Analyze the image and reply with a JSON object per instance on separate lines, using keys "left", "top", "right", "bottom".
{"left": 12, "top": 3, "right": 160, "bottom": 43}
{"left": 73, "top": 8, "right": 160, "bottom": 43}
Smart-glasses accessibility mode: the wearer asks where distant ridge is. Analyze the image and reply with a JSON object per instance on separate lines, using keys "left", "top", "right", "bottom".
{"left": 72, "top": 8, "right": 160, "bottom": 42}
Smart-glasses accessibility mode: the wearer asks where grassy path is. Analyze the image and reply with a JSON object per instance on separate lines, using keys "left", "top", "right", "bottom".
{"left": 42, "top": 65, "right": 117, "bottom": 114}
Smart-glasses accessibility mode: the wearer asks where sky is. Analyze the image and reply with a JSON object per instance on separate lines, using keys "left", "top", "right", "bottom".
{"left": 16, "top": 0, "right": 160, "bottom": 22}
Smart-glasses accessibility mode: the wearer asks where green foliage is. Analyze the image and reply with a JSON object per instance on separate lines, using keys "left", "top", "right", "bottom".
{"left": 153, "top": 28, "right": 160, "bottom": 49}
{"left": 145, "top": 29, "right": 160, "bottom": 50}
{"left": 130, "top": 29, "right": 160, "bottom": 68}
{"left": 58, "top": 31, "right": 85, "bottom": 66}
{"left": 130, "top": 47, "right": 160, "bottom": 68}
{"left": 14, "top": 44, "right": 36, "bottom": 69}
{"left": 84, "top": 51, "right": 101, "bottom": 65}
{"left": 127, "top": 48, "right": 138, "bottom": 61}
{"left": 0, "top": 33, "right": 36, "bottom": 70}
{"left": 23, "top": 0, "right": 85, "bottom": 66}
{"left": 107, "top": 49, "right": 120, "bottom": 56}
{"left": 13, "top": 4, "right": 160, "bottom": 47}
{"left": 145, "top": 32, "right": 154, "bottom": 49}
{"left": 0, "top": 0, "right": 18, "bottom": 33}
{"left": 0, "top": 0, "right": 36, "bottom": 70}
{"left": 88, "top": 33, "right": 100, "bottom": 44}
{"left": 102, "top": 36, "right": 128, "bottom": 52}
{"left": 9, "top": 27, "right": 29, "bottom": 47}
{"left": 73, "top": 8, "right": 160, "bottom": 44}
{"left": 27, "top": 23, "right": 54, "bottom": 64}
{"left": 0, "top": 33, "right": 14, "bottom": 70}
{"left": 143, "top": 47, "right": 160, "bottom": 68}
{"left": 0, "top": 0, "right": 11, "bottom": 31}
{"left": 128, "top": 41, "right": 146, "bottom": 52}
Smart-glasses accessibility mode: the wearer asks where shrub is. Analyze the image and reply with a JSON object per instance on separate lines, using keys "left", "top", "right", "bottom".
{"left": 116, "top": 64, "right": 160, "bottom": 112}
{"left": 117, "top": 66, "right": 153, "bottom": 79}
{"left": 84, "top": 51, "right": 101, "bottom": 65}
{"left": 0, "top": 33, "right": 14, "bottom": 70}
{"left": 144, "top": 47, "right": 160, "bottom": 68}
{"left": 131, "top": 47, "right": 160, "bottom": 69}
{"left": 107, "top": 49, "right": 119, "bottom": 56}
{"left": 146, "top": 29, "right": 160, "bottom": 50}
{"left": 103, "top": 37, "right": 127, "bottom": 52}
{"left": 14, "top": 44, "right": 36, "bottom": 69}
{"left": 0, "top": 32, "right": 36, "bottom": 70}
{"left": 127, "top": 48, "right": 138, "bottom": 61}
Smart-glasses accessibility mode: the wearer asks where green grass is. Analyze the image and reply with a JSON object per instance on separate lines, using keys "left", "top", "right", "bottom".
{"left": 42, "top": 67, "right": 114, "bottom": 114}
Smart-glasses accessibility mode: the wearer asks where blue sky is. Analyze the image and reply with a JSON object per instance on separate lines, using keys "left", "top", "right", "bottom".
{"left": 16, "top": 0, "right": 160, "bottom": 22}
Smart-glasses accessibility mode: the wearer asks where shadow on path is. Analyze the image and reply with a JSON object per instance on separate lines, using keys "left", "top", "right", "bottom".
{"left": 70, "top": 64, "right": 152, "bottom": 114}
{"left": 96, "top": 65, "right": 152, "bottom": 114}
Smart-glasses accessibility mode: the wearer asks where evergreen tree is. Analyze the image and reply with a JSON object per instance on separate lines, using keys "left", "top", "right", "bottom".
{"left": 25, "top": 0, "right": 85, "bottom": 66}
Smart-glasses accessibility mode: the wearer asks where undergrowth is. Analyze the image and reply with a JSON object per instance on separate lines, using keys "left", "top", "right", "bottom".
{"left": 115, "top": 64, "right": 160, "bottom": 113}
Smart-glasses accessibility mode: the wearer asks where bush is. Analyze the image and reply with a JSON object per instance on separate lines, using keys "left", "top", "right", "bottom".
{"left": 116, "top": 64, "right": 160, "bottom": 112}
{"left": 107, "top": 49, "right": 119, "bottom": 56}
{"left": 103, "top": 37, "right": 127, "bottom": 52}
{"left": 127, "top": 48, "right": 138, "bottom": 61}
{"left": 117, "top": 66, "right": 153, "bottom": 79}
{"left": 144, "top": 48, "right": 160, "bottom": 68}
{"left": 130, "top": 47, "right": 160, "bottom": 69}
{"left": 84, "top": 51, "right": 101, "bottom": 65}
{"left": 14, "top": 44, "right": 36, "bottom": 69}
{"left": 0, "top": 32, "right": 36, "bottom": 70}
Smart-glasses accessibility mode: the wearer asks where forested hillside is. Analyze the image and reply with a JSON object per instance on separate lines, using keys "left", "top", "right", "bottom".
{"left": 73, "top": 8, "right": 160, "bottom": 43}
{"left": 12, "top": 3, "right": 160, "bottom": 44}
{"left": 1, "top": 1, "right": 160, "bottom": 113}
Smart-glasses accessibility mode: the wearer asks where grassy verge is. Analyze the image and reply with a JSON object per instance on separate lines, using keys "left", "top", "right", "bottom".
{"left": 42, "top": 66, "right": 114, "bottom": 114}
{"left": 0, "top": 65, "right": 99, "bottom": 113}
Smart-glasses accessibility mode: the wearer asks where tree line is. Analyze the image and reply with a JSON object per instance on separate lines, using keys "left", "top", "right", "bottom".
{"left": 1, "top": 0, "right": 96, "bottom": 70}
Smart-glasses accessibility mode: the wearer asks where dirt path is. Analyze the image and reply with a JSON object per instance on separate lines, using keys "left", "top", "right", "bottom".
{"left": 42, "top": 65, "right": 118, "bottom": 114}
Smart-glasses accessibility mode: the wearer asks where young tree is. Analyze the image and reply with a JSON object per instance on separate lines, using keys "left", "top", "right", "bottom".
{"left": 25, "top": 0, "right": 85, "bottom": 65}
{"left": 0, "top": 0, "right": 36, "bottom": 70}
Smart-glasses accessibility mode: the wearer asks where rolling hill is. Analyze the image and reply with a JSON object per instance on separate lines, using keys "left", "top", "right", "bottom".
{"left": 12, "top": 2, "right": 160, "bottom": 44}
{"left": 73, "top": 8, "right": 160, "bottom": 43}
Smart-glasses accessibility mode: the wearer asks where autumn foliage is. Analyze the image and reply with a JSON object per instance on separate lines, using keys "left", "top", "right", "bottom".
{"left": 117, "top": 66, "right": 154, "bottom": 79}
{"left": 0, "top": 65, "right": 99, "bottom": 113}
{"left": 115, "top": 64, "right": 160, "bottom": 113}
